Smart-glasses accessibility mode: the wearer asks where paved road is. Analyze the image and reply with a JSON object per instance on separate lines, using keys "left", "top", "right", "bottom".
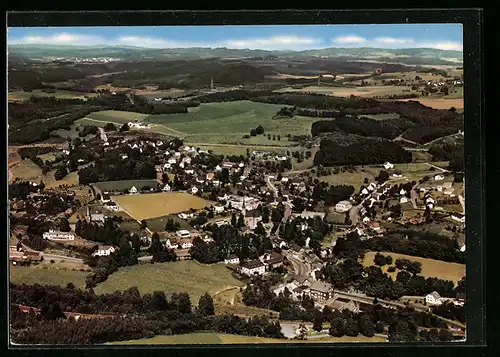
{"left": 285, "top": 252, "right": 310, "bottom": 277}
{"left": 265, "top": 175, "right": 278, "bottom": 198}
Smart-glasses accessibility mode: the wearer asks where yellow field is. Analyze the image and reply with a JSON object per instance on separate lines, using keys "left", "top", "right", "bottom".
{"left": 9, "top": 159, "right": 43, "bottom": 181}
{"left": 108, "top": 332, "right": 387, "bottom": 345}
{"left": 94, "top": 260, "right": 245, "bottom": 303}
{"left": 362, "top": 252, "right": 465, "bottom": 284}
{"left": 112, "top": 192, "right": 212, "bottom": 220}
{"left": 394, "top": 98, "right": 463, "bottom": 110}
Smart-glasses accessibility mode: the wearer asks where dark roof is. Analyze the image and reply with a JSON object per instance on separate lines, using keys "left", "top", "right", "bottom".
{"left": 264, "top": 252, "right": 284, "bottom": 265}
{"left": 293, "top": 286, "right": 308, "bottom": 293}
{"left": 456, "top": 292, "right": 466, "bottom": 300}
{"left": 245, "top": 209, "right": 262, "bottom": 218}
{"left": 226, "top": 254, "right": 239, "bottom": 260}
{"left": 241, "top": 259, "right": 265, "bottom": 269}
{"left": 290, "top": 243, "right": 302, "bottom": 252}
{"left": 294, "top": 274, "right": 311, "bottom": 284}
{"left": 310, "top": 281, "right": 333, "bottom": 293}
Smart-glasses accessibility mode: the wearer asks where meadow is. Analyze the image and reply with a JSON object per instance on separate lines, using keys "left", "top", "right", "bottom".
{"left": 145, "top": 214, "right": 193, "bottom": 232}
{"left": 93, "top": 260, "right": 245, "bottom": 303}
{"left": 275, "top": 85, "right": 420, "bottom": 98}
{"left": 362, "top": 251, "right": 465, "bottom": 284}
{"left": 10, "top": 265, "right": 89, "bottom": 289}
{"left": 8, "top": 89, "right": 98, "bottom": 102}
{"left": 108, "top": 332, "right": 387, "bottom": 344}
{"left": 394, "top": 97, "right": 463, "bottom": 110}
{"left": 112, "top": 192, "right": 212, "bottom": 221}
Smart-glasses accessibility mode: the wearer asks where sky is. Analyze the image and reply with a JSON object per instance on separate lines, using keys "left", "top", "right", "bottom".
{"left": 7, "top": 24, "right": 463, "bottom": 51}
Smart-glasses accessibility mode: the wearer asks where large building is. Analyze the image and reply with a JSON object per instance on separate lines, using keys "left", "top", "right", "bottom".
{"left": 335, "top": 200, "right": 353, "bottom": 213}
{"left": 43, "top": 230, "right": 75, "bottom": 241}
{"left": 240, "top": 259, "right": 266, "bottom": 276}
{"left": 308, "top": 281, "right": 334, "bottom": 301}
{"left": 92, "top": 245, "right": 117, "bottom": 257}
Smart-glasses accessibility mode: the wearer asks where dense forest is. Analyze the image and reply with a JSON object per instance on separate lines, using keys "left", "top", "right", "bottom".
{"left": 314, "top": 135, "right": 412, "bottom": 166}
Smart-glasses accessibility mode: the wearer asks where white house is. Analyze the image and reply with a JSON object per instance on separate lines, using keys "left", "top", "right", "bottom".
{"left": 162, "top": 184, "right": 171, "bottom": 192}
{"left": 238, "top": 162, "right": 245, "bottom": 168}
{"left": 434, "top": 174, "right": 445, "bottom": 181}
{"left": 362, "top": 216, "right": 370, "bottom": 223}
{"left": 240, "top": 260, "right": 266, "bottom": 276}
{"left": 281, "top": 177, "right": 289, "bottom": 183}
{"left": 400, "top": 196, "right": 409, "bottom": 204}
{"left": 224, "top": 255, "right": 240, "bottom": 265}
{"left": 104, "top": 202, "right": 120, "bottom": 211}
{"left": 214, "top": 205, "right": 225, "bottom": 214}
{"left": 335, "top": 200, "right": 353, "bottom": 213}
{"left": 218, "top": 193, "right": 231, "bottom": 202}
{"left": 176, "top": 230, "right": 191, "bottom": 238}
{"left": 215, "top": 165, "right": 222, "bottom": 172}
{"left": 191, "top": 186, "right": 199, "bottom": 194}
{"left": 163, "top": 163, "right": 171, "bottom": 170}
{"left": 165, "top": 239, "right": 178, "bottom": 250}
{"left": 43, "top": 230, "right": 75, "bottom": 241}
{"left": 425, "top": 291, "right": 443, "bottom": 305}
{"left": 451, "top": 213, "right": 465, "bottom": 223}
{"left": 460, "top": 245, "right": 466, "bottom": 252}
{"left": 393, "top": 173, "right": 403, "bottom": 178}
{"left": 383, "top": 162, "right": 394, "bottom": 170}
{"left": 361, "top": 188, "right": 369, "bottom": 195}
{"left": 92, "top": 245, "right": 116, "bottom": 257}
{"left": 185, "top": 169, "right": 195, "bottom": 175}
{"left": 129, "top": 186, "right": 138, "bottom": 194}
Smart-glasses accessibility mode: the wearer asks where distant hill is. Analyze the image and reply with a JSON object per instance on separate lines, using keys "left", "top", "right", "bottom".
{"left": 8, "top": 44, "right": 463, "bottom": 65}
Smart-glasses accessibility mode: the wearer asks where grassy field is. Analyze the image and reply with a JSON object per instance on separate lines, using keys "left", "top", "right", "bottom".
{"left": 112, "top": 192, "right": 212, "bottom": 221}
{"left": 362, "top": 251, "right": 465, "bottom": 284}
{"left": 394, "top": 97, "right": 463, "bottom": 110}
{"left": 319, "top": 169, "right": 379, "bottom": 192}
{"left": 86, "top": 110, "right": 150, "bottom": 123}
{"left": 94, "top": 260, "right": 245, "bottom": 303}
{"left": 92, "top": 179, "right": 159, "bottom": 193}
{"left": 10, "top": 265, "right": 89, "bottom": 289}
{"left": 275, "top": 85, "right": 419, "bottom": 98}
{"left": 108, "top": 332, "right": 387, "bottom": 344}
{"left": 143, "top": 101, "right": 316, "bottom": 144}
{"left": 9, "top": 159, "right": 44, "bottom": 182}
{"left": 146, "top": 214, "right": 193, "bottom": 232}
{"left": 8, "top": 89, "right": 98, "bottom": 102}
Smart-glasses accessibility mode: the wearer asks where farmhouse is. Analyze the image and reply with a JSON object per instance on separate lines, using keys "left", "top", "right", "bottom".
{"left": 383, "top": 162, "right": 394, "bottom": 170}
{"left": 361, "top": 188, "right": 369, "bottom": 195}
{"left": 240, "top": 259, "right": 266, "bottom": 276}
{"left": 90, "top": 213, "right": 106, "bottom": 223}
{"left": 101, "top": 192, "right": 111, "bottom": 203}
{"left": 400, "top": 197, "right": 409, "bottom": 204}
{"left": 224, "top": 255, "right": 240, "bottom": 265}
{"left": 191, "top": 186, "right": 199, "bottom": 194}
{"left": 335, "top": 200, "right": 353, "bottom": 213}
{"left": 308, "top": 281, "right": 334, "bottom": 301}
{"left": 294, "top": 274, "right": 313, "bottom": 287}
{"left": 392, "top": 172, "right": 403, "bottom": 178}
{"left": 129, "top": 186, "right": 138, "bottom": 195}
{"left": 434, "top": 174, "right": 445, "bottom": 181}
{"left": 92, "top": 245, "right": 117, "bottom": 257}
{"left": 162, "top": 184, "right": 171, "bottom": 192}
{"left": 213, "top": 205, "right": 225, "bottom": 214}
{"left": 222, "top": 161, "right": 235, "bottom": 169}
{"left": 451, "top": 213, "right": 465, "bottom": 223}
{"left": 425, "top": 291, "right": 443, "bottom": 305}
{"left": 43, "top": 230, "right": 75, "bottom": 241}
{"left": 177, "top": 238, "right": 193, "bottom": 249}
{"left": 176, "top": 230, "right": 191, "bottom": 239}
{"left": 104, "top": 201, "right": 120, "bottom": 211}
{"left": 260, "top": 252, "right": 285, "bottom": 270}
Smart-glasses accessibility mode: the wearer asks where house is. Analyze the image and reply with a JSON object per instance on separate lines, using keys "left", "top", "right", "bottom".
{"left": 460, "top": 244, "right": 466, "bottom": 252}
{"left": 215, "top": 219, "right": 231, "bottom": 227}
{"left": 224, "top": 255, "right": 240, "bottom": 265}
{"left": 451, "top": 213, "right": 465, "bottom": 223}
{"left": 215, "top": 165, "right": 222, "bottom": 172}
{"left": 165, "top": 239, "right": 178, "bottom": 250}
{"left": 281, "top": 177, "right": 289, "bottom": 182}
{"left": 434, "top": 174, "right": 445, "bottom": 181}
{"left": 400, "top": 188, "right": 407, "bottom": 195}
{"left": 43, "top": 230, "right": 75, "bottom": 241}
{"left": 191, "top": 186, "right": 199, "bottom": 194}
{"left": 289, "top": 243, "right": 303, "bottom": 253}
{"left": 400, "top": 196, "right": 409, "bottom": 204}
{"left": 101, "top": 192, "right": 111, "bottom": 203}
{"left": 163, "top": 163, "right": 171, "bottom": 170}
{"left": 92, "top": 245, "right": 116, "bottom": 257}
{"left": 217, "top": 193, "right": 231, "bottom": 202}
{"left": 213, "top": 205, "right": 225, "bottom": 214}
{"left": 104, "top": 201, "right": 120, "bottom": 211}
{"left": 261, "top": 252, "right": 285, "bottom": 270}
{"left": 90, "top": 213, "right": 106, "bottom": 223}
{"left": 455, "top": 292, "right": 466, "bottom": 306}
{"left": 383, "top": 162, "right": 394, "bottom": 170}
{"left": 129, "top": 186, "right": 138, "bottom": 195}
{"left": 176, "top": 230, "right": 191, "bottom": 239}
{"left": 392, "top": 172, "right": 403, "bottom": 178}
{"left": 222, "top": 161, "right": 235, "bottom": 169}
{"left": 425, "top": 291, "right": 443, "bottom": 305}
{"left": 162, "top": 184, "right": 171, "bottom": 192}
{"left": 368, "top": 222, "right": 381, "bottom": 232}
{"left": 168, "top": 158, "right": 177, "bottom": 165}
{"left": 292, "top": 285, "right": 310, "bottom": 299}
{"left": 245, "top": 209, "right": 262, "bottom": 230}
{"left": 308, "top": 281, "right": 334, "bottom": 301}
{"left": 177, "top": 238, "right": 193, "bottom": 249}
{"left": 185, "top": 169, "right": 195, "bottom": 175}
{"left": 361, "top": 188, "right": 369, "bottom": 195}
{"left": 444, "top": 187, "right": 455, "bottom": 196}
{"left": 335, "top": 200, "right": 353, "bottom": 213}
{"left": 240, "top": 259, "right": 266, "bottom": 276}
{"left": 206, "top": 173, "right": 215, "bottom": 181}
{"left": 294, "top": 274, "right": 313, "bottom": 287}
{"left": 362, "top": 216, "right": 370, "bottom": 224}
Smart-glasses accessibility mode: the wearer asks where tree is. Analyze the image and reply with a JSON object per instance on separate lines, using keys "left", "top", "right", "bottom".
{"left": 237, "top": 214, "right": 245, "bottom": 228}
{"left": 59, "top": 218, "right": 71, "bottom": 232}
{"left": 329, "top": 317, "right": 346, "bottom": 337}
{"left": 54, "top": 166, "right": 68, "bottom": 181}
{"left": 312, "top": 312, "right": 324, "bottom": 332}
{"left": 198, "top": 293, "right": 215, "bottom": 316}
{"left": 297, "top": 323, "right": 308, "bottom": 340}
{"left": 231, "top": 213, "right": 237, "bottom": 226}
{"left": 375, "top": 321, "right": 385, "bottom": 334}
{"left": 262, "top": 206, "right": 270, "bottom": 224}
{"left": 255, "top": 125, "right": 265, "bottom": 135}
{"left": 120, "top": 123, "right": 130, "bottom": 132}
{"left": 40, "top": 302, "right": 66, "bottom": 320}
{"left": 376, "top": 170, "right": 390, "bottom": 184}
{"left": 140, "top": 220, "right": 148, "bottom": 229}
{"left": 103, "top": 123, "right": 116, "bottom": 132}
{"left": 165, "top": 219, "right": 177, "bottom": 232}
{"left": 250, "top": 129, "right": 257, "bottom": 137}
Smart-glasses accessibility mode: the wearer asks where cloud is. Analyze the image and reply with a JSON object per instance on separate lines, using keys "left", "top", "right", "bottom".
{"left": 12, "top": 33, "right": 106, "bottom": 46}
{"left": 332, "top": 35, "right": 367, "bottom": 44}
{"left": 222, "top": 36, "right": 323, "bottom": 50}
{"left": 331, "top": 35, "right": 462, "bottom": 51}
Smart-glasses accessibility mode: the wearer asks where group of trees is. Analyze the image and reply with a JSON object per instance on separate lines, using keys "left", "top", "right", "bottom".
{"left": 249, "top": 125, "right": 265, "bottom": 137}
{"left": 314, "top": 136, "right": 412, "bottom": 166}
{"left": 9, "top": 283, "right": 284, "bottom": 344}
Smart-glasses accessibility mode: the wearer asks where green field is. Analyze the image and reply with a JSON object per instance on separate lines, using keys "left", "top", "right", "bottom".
{"left": 143, "top": 101, "right": 316, "bottom": 145}
{"left": 92, "top": 179, "right": 159, "bottom": 193}
{"left": 8, "top": 89, "right": 98, "bottom": 102}
{"left": 10, "top": 266, "right": 89, "bottom": 289}
{"left": 319, "top": 169, "right": 379, "bottom": 192}
{"left": 93, "top": 260, "right": 245, "bottom": 303}
{"left": 275, "top": 85, "right": 419, "bottom": 98}
{"left": 108, "top": 332, "right": 387, "bottom": 344}
{"left": 86, "top": 110, "right": 150, "bottom": 123}
{"left": 146, "top": 214, "right": 193, "bottom": 232}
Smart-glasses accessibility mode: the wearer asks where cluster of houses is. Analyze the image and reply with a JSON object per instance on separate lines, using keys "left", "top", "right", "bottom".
{"left": 226, "top": 251, "right": 286, "bottom": 276}
{"left": 425, "top": 291, "right": 466, "bottom": 307}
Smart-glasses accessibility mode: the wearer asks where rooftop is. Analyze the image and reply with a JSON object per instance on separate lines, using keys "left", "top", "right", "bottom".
{"left": 241, "top": 259, "right": 265, "bottom": 269}
{"left": 310, "top": 281, "right": 333, "bottom": 293}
